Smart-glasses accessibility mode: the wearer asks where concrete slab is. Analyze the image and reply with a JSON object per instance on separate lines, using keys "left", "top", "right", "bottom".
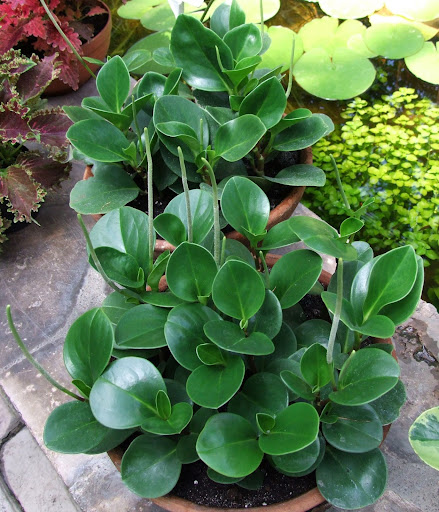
{"left": 0, "top": 392, "right": 21, "bottom": 444}
{"left": 0, "top": 474, "right": 21, "bottom": 512}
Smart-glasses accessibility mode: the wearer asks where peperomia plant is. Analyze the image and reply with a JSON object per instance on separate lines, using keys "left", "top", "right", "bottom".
{"left": 65, "top": 0, "right": 332, "bottom": 219}
{"left": 8, "top": 164, "right": 422, "bottom": 509}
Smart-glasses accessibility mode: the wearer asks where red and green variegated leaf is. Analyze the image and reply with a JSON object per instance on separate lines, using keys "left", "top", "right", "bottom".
{"left": 29, "top": 109, "right": 72, "bottom": 149}
{"left": 16, "top": 152, "right": 70, "bottom": 189}
{"left": 16, "top": 54, "right": 60, "bottom": 102}
{"left": 0, "top": 23, "right": 26, "bottom": 54}
{"left": 0, "top": 164, "right": 44, "bottom": 220}
{"left": 55, "top": 52, "right": 80, "bottom": 90}
{"left": 0, "top": 81, "right": 18, "bottom": 105}
{"left": 0, "top": 109, "right": 30, "bottom": 143}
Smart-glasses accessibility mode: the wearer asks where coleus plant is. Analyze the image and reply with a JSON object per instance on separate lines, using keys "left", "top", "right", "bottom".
{"left": 65, "top": 0, "right": 333, "bottom": 218}
{"left": 8, "top": 152, "right": 423, "bottom": 509}
{"left": 0, "top": 0, "right": 107, "bottom": 90}
{"left": 0, "top": 49, "right": 72, "bottom": 245}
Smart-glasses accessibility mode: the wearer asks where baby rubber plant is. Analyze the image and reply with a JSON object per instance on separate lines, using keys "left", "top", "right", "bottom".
{"left": 6, "top": 155, "right": 423, "bottom": 510}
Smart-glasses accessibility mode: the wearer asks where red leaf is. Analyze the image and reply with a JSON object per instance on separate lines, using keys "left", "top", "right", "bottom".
{"left": 87, "top": 6, "right": 107, "bottom": 16}
{"left": 16, "top": 152, "right": 70, "bottom": 189}
{"left": 29, "top": 109, "right": 72, "bottom": 149}
{"left": 46, "top": 19, "right": 82, "bottom": 52}
{"left": 0, "top": 164, "right": 43, "bottom": 221}
{"left": 23, "top": 17, "right": 47, "bottom": 39}
{"left": 0, "top": 109, "right": 30, "bottom": 143}
{"left": 0, "top": 23, "right": 26, "bottom": 54}
{"left": 15, "top": 54, "right": 60, "bottom": 102}
{"left": 0, "top": 81, "right": 17, "bottom": 105}
{"left": 55, "top": 52, "right": 79, "bottom": 90}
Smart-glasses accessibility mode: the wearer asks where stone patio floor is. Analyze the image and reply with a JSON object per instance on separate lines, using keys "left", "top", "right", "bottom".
{"left": 0, "top": 80, "right": 438, "bottom": 512}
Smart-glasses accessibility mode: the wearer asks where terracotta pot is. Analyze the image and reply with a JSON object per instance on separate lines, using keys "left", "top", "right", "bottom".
{"left": 44, "top": 1, "right": 112, "bottom": 96}
{"left": 83, "top": 147, "right": 311, "bottom": 254}
{"left": 107, "top": 263, "right": 396, "bottom": 512}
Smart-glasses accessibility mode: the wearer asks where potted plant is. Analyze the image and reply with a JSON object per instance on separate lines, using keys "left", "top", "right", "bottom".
{"left": 65, "top": 0, "right": 333, "bottom": 247}
{"left": 7, "top": 145, "right": 422, "bottom": 509}
{"left": 0, "top": 0, "right": 112, "bottom": 94}
{"left": 0, "top": 49, "right": 72, "bottom": 248}
{"left": 409, "top": 406, "right": 439, "bottom": 472}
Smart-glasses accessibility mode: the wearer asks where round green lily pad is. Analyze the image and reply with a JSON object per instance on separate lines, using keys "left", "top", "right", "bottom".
{"left": 319, "top": 0, "right": 384, "bottom": 19}
{"left": 209, "top": 0, "right": 280, "bottom": 23}
{"left": 294, "top": 47, "right": 376, "bottom": 100}
{"left": 405, "top": 42, "right": 439, "bottom": 85}
{"left": 385, "top": 0, "right": 439, "bottom": 22}
{"left": 258, "top": 26, "right": 304, "bottom": 72}
{"left": 409, "top": 406, "right": 439, "bottom": 470}
{"left": 347, "top": 33, "right": 379, "bottom": 58}
{"left": 364, "top": 23, "right": 425, "bottom": 59}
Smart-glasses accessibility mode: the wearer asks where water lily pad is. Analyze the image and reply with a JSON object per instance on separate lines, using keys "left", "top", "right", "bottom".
{"left": 294, "top": 47, "right": 376, "bottom": 100}
{"left": 258, "top": 26, "right": 304, "bottom": 72}
{"left": 364, "top": 23, "right": 425, "bottom": 59}
{"left": 319, "top": 0, "right": 384, "bottom": 19}
{"left": 369, "top": 14, "right": 438, "bottom": 41}
{"left": 385, "top": 0, "right": 439, "bottom": 22}
{"left": 405, "top": 42, "right": 439, "bottom": 84}
{"left": 347, "top": 33, "right": 378, "bottom": 58}
{"left": 208, "top": 0, "right": 280, "bottom": 23}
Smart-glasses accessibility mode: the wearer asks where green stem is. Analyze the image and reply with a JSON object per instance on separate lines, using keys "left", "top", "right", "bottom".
{"left": 330, "top": 154, "right": 350, "bottom": 211}
{"left": 6, "top": 306, "right": 82, "bottom": 400}
{"left": 200, "top": 0, "right": 215, "bottom": 22}
{"left": 220, "top": 235, "right": 227, "bottom": 266}
{"left": 39, "top": 0, "right": 96, "bottom": 79}
{"left": 259, "top": 251, "right": 270, "bottom": 288}
{"left": 259, "top": 0, "right": 264, "bottom": 35}
{"left": 178, "top": 146, "right": 193, "bottom": 243}
{"left": 144, "top": 129, "right": 154, "bottom": 273}
{"left": 132, "top": 95, "right": 144, "bottom": 161}
{"left": 285, "top": 36, "right": 296, "bottom": 98}
{"left": 354, "top": 331, "right": 362, "bottom": 351}
{"left": 327, "top": 258, "right": 344, "bottom": 365}
{"left": 202, "top": 158, "right": 220, "bottom": 267}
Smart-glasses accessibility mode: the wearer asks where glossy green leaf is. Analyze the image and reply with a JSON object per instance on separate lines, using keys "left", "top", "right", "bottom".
{"left": 223, "top": 238, "right": 256, "bottom": 267}
{"left": 197, "top": 413, "right": 263, "bottom": 477}
{"left": 405, "top": 42, "right": 439, "bottom": 85}
{"left": 247, "top": 290, "right": 282, "bottom": 339}
{"left": 96, "top": 56, "right": 130, "bottom": 113}
{"left": 141, "top": 402, "right": 193, "bottom": 435}
{"left": 369, "top": 380, "right": 406, "bottom": 425}
{"left": 294, "top": 319, "right": 332, "bottom": 350}
{"left": 409, "top": 406, "right": 439, "bottom": 470}
{"left": 115, "top": 304, "right": 168, "bottom": 349}
{"left": 215, "top": 115, "right": 266, "bottom": 162}
{"left": 64, "top": 308, "right": 113, "bottom": 388}
{"left": 316, "top": 446, "right": 387, "bottom": 509}
{"left": 212, "top": 259, "right": 265, "bottom": 320}
{"left": 84, "top": 427, "right": 136, "bottom": 455}
{"left": 256, "top": 413, "right": 276, "bottom": 433}
{"left": 101, "top": 292, "right": 136, "bottom": 326}
{"left": 272, "top": 437, "right": 321, "bottom": 474}
{"left": 365, "top": 24, "right": 424, "bottom": 59}
{"left": 63, "top": 105, "right": 102, "bottom": 122}
{"left": 186, "top": 352, "right": 245, "bottom": 408}
{"left": 228, "top": 373, "right": 288, "bottom": 430}
{"left": 356, "top": 315, "right": 396, "bottom": 338}
{"left": 146, "top": 251, "right": 170, "bottom": 292}
{"left": 264, "top": 164, "right": 326, "bottom": 187}
{"left": 239, "top": 77, "right": 286, "bottom": 129}
{"left": 223, "top": 55, "right": 262, "bottom": 86}
{"left": 210, "top": 3, "right": 233, "bottom": 38}
{"left": 67, "top": 120, "right": 133, "bottom": 163}
{"left": 270, "top": 250, "right": 323, "bottom": 308}
{"left": 340, "top": 217, "right": 364, "bottom": 238}
{"left": 280, "top": 369, "right": 315, "bottom": 401}
{"left": 44, "top": 401, "right": 115, "bottom": 454}
{"left": 330, "top": 348, "right": 400, "bottom": 406}
{"left": 125, "top": 31, "right": 173, "bottom": 75}
{"left": 261, "top": 323, "right": 297, "bottom": 370}
{"left": 190, "top": 408, "right": 218, "bottom": 434}
{"left": 224, "top": 23, "right": 262, "bottom": 61}
{"left": 89, "top": 357, "right": 166, "bottom": 428}
{"left": 122, "top": 49, "right": 152, "bottom": 73}
{"left": 259, "top": 219, "right": 300, "bottom": 250}
{"left": 165, "top": 303, "right": 221, "bottom": 370}
{"left": 301, "top": 343, "right": 332, "bottom": 390}
{"left": 122, "top": 436, "right": 181, "bottom": 498}
{"left": 177, "top": 433, "right": 199, "bottom": 464}
{"left": 302, "top": 235, "right": 358, "bottom": 260}
{"left": 221, "top": 176, "right": 270, "bottom": 239}
{"left": 140, "top": 291, "right": 187, "bottom": 308}
{"left": 288, "top": 215, "right": 338, "bottom": 239}
{"left": 94, "top": 247, "right": 144, "bottom": 288}
{"left": 209, "top": 0, "right": 279, "bottom": 24}
{"left": 259, "top": 403, "right": 320, "bottom": 455}
{"left": 322, "top": 403, "right": 383, "bottom": 453}
{"left": 273, "top": 114, "right": 333, "bottom": 151}
{"left": 81, "top": 96, "right": 132, "bottom": 131}
{"left": 204, "top": 320, "right": 274, "bottom": 355}
{"left": 196, "top": 343, "right": 226, "bottom": 366}
{"left": 166, "top": 242, "right": 218, "bottom": 302}
{"left": 154, "top": 213, "right": 187, "bottom": 247}
{"left": 170, "top": 15, "right": 233, "bottom": 91}
{"left": 207, "top": 468, "right": 243, "bottom": 484}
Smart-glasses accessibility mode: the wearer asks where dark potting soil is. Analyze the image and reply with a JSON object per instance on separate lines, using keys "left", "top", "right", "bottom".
{"left": 172, "top": 459, "right": 316, "bottom": 508}
{"left": 299, "top": 293, "right": 330, "bottom": 322}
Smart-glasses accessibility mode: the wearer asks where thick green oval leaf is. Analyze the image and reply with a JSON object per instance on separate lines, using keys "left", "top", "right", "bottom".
{"left": 186, "top": 353, "right": 245, "bottom": 408}
{"left": 64, "top": 308, "right": 113, "bottom": 388}
{"left": 197, "top": 343, "right": 226, "bottom": 366}
{"left": 260, "top": 219, "right": 300, "bottom": 250}
{"left": 239, "top": 77, "right": 286, "bottom": 129}
{"left": 294, "top": 319, "right": 332, "bottom": 350}
{"left": 44, "top": 401, "right": 114, "bottom": 454}
{"left": 67, "top": 119, "right": 133, "bottom": 162}
{"left": 280, "top": 369, "right": 315, "bottom": 401}
{"left": 115, "top": 304, "right": 168, "bottom": 349}
{"left": 330, "top": 348, "right": 400, "bottom": 406}
{"left": 264, "top": 164, "right": 326, "bottom": 187}
{"left": 301, "top": 235, "right": 358, "bottom": 261}
{"left": 170, "top": 15, "right": 233, "bottom": 91}
{"left": 247, "top": 289, "right": 282, "bottom": 339}
{"left": 316, "top": 446, "right": 387, "bottom": 509}
{"left": 101, "top": 292, "right": 136, "bottom": 326}
{"left": 153, "top": 213, "right": 187, "bottom": 247}
{"left": 166, "top": 242, "right": 218, "bottom": 302}
{"left": 409, "top": 406, "right": 439, "bottom": 470}
{"left": 356, "top": 315, "right": 396, "bottom": 338}
{"left": 221, "top": 176, "right": 270, "bottom": 238}
{"left": 84, "top": 427, "right": 136, "bottom": 455}
{"left": 204, "top": 320, "right": 274, "bottom": 355}
{"left": 258, "top": 403, "right": 320, "bottom": 455}
{"left": 207, "top": 468, "right": 243, "bottom": 484}
{"left": 177, "top": 433, "right": 200, "bottom": 464}
{"left": 141, "top": 402, "right": 193, "bottom": 435}
{"left": 270, "top": 250, "right": 323, "bottom": 308}
{"left": 165, "top": 303, "right": 222, "bottom": 370}
{"left": 96, "top": 56, "right": 130, "bottom": 113}
{"left": 94, "top": 247, "right": 144, "bottom": 288}
{"left": 273, "top": 114, "right": 333, "bottom": 151}
{"left": 322, "top": 403, "right": 383, "bottom": 453}
{"left": 89, "top": 357, "right": 166, "bottom": 428}
{"left": 272, "top": 437, "right": 321, "bottom": 475}
{"left": 122, "top": 436, "right": 181, "bottom": 498}
{"left": 301, "top": 343, "right": 333, "bottom": 390}
{"left": 212, "top": 259, "right": 265, "bottom": 320}
{"left": 365, "top": 24, "right": 424, "bottom": 59}
{"left": 214, "top": 115, "right": 266, "bottom": 162}
{"left": 224, "top": 23, "right": 262, "bottom": 61}
{"left": 140, "top": 291, "right": 187, "bottom": 308}
{"left": 369, "top": 379, "right": 406, "bottom": 425}
{"left": 197, "top": 413, "right": 263, "bottom": 477}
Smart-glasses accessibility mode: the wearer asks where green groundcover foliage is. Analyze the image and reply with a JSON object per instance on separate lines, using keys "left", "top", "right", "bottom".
{"left": 304, "top": 88, "right": 439, "bottom": 268}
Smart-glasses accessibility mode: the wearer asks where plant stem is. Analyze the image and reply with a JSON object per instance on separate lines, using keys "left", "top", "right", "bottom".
{"left": 39, "top": 0, "right": 96, "bottom": 79}
{"left": 178, "top": 146, "right": 193, "bottom": 243}
{"left": 202, "top": 158, "right": 220, "bottom": 267}
{"left": 330, "top": 154, "right": 351, "bottom": 211}
{"left": 285, "top": 36, "right": 296, "bottom": 98}
{"left": 132, "top": 95, "right": 144, "bottom": 161}
{"left": 259, "top": 251, "right": 270, "bottom": 287}
{"left": 6, "top": 306, "right": 82, "bottom": 400}
{"left": 220, "top": 235, "right": 227, "bottom": 266}
{"left": 259, "top": 0, "right": 264, "bottom": 35}
{"left": 144, "top": 129, "right": 154, "bottom": 273}
{"left": 327, "top": 258, "right": 343, "bottom": 365}
{"left": 200, "top": 0, "right": 215, "bottom": 22}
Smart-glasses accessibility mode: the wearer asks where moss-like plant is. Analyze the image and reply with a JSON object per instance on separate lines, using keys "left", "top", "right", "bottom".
{"left": 303, "top": 87, "right": 439, "bottom": 265}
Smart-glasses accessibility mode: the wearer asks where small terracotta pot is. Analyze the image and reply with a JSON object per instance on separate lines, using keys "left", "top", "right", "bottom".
{"left": 44, "top": 1, "right": 112, "bottom": 96}
{"left": 83, "top": 147, "right": 311, "bottom": 254}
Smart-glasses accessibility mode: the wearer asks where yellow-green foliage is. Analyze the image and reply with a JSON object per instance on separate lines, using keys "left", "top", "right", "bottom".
{"left": 304, "top": 87, "right": 439, "bottom": 262}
